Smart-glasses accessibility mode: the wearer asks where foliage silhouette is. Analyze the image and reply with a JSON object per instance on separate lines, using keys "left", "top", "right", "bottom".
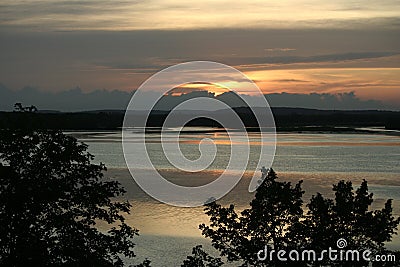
{"left": 295, "top": 179, "right": 400, "bottom": 266}
{"left": 0, "top": 129, "right": 147, "bottom": 266}
{"left": 197, "top": 169, "right": 399, "bottom": 266}
{"left": 131, "top": 258, "right": 151, "bottom": 267}
{"left": 181, "top": 245, "right": 223, "bottom": 267}
{"left": 13, "top": 103, "right": 37, "bottom": 113}
{"left": 199, "top": 169, "right": 305, "bottom": 266}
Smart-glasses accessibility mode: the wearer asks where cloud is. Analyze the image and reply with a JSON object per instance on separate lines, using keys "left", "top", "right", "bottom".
{"left": 265, "top": 92, "right": 387, "bottom": 110}
{"left": 1, "top": 1, "right": 400, "bottom": 31}
{"left": 91, "top": 52, "right": 400, "bottom": 76}
{"left": 271, "top": 79, "right": 310, "bottom": 83}
{"left": 0, "top": 84, "right": 395, "bottom": 111}
{"left": 0, "top": 29, "right": 399, "bottom": 92}
{"left": 229, "top": 52, "right": 399, "bottom": 69}
{"left": 265, "top": 48, "right": 296, "bottom": 52}
{"left": 0, "top": 84, "right": 132, "bottom": 111}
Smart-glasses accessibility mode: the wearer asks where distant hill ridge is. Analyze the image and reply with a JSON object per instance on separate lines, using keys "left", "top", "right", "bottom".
{"left": 1, "top": 107, "right": 399, "bottom": 131}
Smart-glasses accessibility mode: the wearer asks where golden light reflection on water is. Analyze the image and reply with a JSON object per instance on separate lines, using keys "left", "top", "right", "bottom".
{"left": 104, "top": 169, "right": 400, "bottom": 240}
{"left": 179, "top": 140, "right": 400, "bottom": 146}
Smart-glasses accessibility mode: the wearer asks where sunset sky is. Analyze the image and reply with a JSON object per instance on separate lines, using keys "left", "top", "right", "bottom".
{"left": 0, "top": 0, "right": 399, "bottom": 109}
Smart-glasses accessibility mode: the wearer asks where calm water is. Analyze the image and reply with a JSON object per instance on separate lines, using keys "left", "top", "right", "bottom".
{"left": 68, "top": 131, "right": 400, "bottom": 266}
{"left": 71, "top": 131, "right": 400, "bottom": 173}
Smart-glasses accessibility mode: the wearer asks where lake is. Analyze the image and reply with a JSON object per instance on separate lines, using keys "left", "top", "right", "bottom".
{"left": 67, "top": 130, "right": 400, "bottom": 266}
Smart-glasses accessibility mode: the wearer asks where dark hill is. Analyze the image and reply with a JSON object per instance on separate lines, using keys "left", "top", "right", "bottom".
{"left": 1, "top": 108, "right": 399, "bottom": 131}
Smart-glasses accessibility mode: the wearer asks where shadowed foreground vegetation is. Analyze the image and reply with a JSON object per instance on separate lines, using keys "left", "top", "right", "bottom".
{"left": 183, "top": 170, "right": 400, "bottom": 267}
{"left": 0, "top": 129, "right": 150, "bottom": 267}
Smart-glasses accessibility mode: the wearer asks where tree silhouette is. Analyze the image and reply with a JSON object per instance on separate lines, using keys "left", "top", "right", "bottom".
{"left": 199, "top": 169, "right": 305, "bottom": 266}
{"left": 181, "top": 245, "right": 223, "bottom": 267}
{"left": 13, "top": 103, "right": 24, "bottom": 112}
{"left": 296, "top": 180, "right": 400, "bottom": 266}
{"left": 13, "top": 103, "right": 37, "bottom": 113}
{"left": 27, "top": 105, "right": 38, "bottom": 113}
{"left": 197, "top": 170, "right": 399, "bottom": 266}
{"left": 0, "top": 130, "right": 144, "bottom": 266}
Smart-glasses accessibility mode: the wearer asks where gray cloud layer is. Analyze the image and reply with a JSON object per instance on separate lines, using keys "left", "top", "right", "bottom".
{"left": 0, "top": 84, "right": 391, "bottom": 112}
{"left": 1, "top": 0, "right": 399, "bottom": 31}
{"left": 1, "top": 29, "right": 399, "bottom": 91}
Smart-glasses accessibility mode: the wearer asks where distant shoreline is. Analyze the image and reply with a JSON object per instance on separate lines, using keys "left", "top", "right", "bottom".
{"left": 2, "top": 107, "right": 400, "bottom": 133}
{"left": 67, "top": 126, "right": 400, "bottom": 136}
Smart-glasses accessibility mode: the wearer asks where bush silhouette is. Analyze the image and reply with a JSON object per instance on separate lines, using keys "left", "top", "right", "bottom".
{"left": 0, "top": 130, "right": 145, "bottom": 266}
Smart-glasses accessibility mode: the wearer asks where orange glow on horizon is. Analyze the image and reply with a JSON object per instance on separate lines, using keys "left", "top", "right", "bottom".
{"left": 243, "top": 67, "right": 400, "bottom": 104}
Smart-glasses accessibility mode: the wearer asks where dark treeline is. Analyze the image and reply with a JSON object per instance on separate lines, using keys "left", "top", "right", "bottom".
{"left": 1, "top": 107, "right": 400, "bottom": 131}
